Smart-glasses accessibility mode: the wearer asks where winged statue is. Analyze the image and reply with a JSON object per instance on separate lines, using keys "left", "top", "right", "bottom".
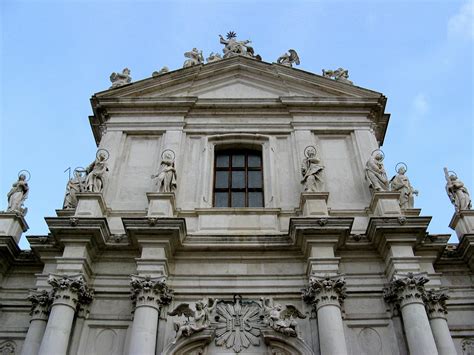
{"left": 260, "top": 297, "right": 306, "bottom": 337}
{"left": 277, "top": 49, "right": 300, "bottom": 67}
{"left": 109, "top": 68, "right": 132, "bottom": 88}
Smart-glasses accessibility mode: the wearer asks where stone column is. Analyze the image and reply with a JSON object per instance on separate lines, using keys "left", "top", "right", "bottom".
{"left": 128, "top": 275, "right": 173, "bottom": 355}
{"left": 424, "top": 290, "right": 457, "bottom": 355}
{"left": 302, "top": 275, "right": 348, "bottom": 355}
{"left": 384, "top": 273, "right": 438, "bottom": 355}
{"left": 38, "top": 274, "right": 94, "bottom": 355}
{"left": 21, "top": 291, "right": 53, "bottom": 355}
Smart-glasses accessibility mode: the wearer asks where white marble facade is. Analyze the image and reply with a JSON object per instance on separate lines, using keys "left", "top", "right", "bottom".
{"left": 1, "top": 56, "right": 473, "bottom": 355}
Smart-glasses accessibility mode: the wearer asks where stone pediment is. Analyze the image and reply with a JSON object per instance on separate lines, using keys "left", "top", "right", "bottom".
{"left": 94, "top": 56, "right": 382, "bottom": 100}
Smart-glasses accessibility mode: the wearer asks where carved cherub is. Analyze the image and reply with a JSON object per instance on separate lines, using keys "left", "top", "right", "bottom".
{"left": 277, "top": 49, "right": 300, "bottom": 67}
{"left": 109, "top": 68, "right": 132, "bottom": 88}
{"left": 260, "top": 297, "right": 306, "bottom": 337}
{"left": 183, "top": 48, "right": 204, "bottom": 68}
{"left": 168, "top": 298, "right": 218, "bottom": 344}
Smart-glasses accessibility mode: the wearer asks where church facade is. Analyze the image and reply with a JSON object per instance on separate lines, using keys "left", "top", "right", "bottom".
{"left": 0, "top": 42, "right": 473, "bottom": 355}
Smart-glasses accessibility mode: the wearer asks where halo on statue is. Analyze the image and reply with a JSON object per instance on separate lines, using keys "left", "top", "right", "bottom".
{"left": 370, "top": 149, "right": 385, "bottom": 160}
{"left": 18, "top": 170, "right": 31, "bottom": 181}
{"left": 73, "top": 167, "right": 87, "bottom": 176}
{"left": 96, "top": 149, "right": 110, "bottom": 161}
{"left": 304, "top": 145, "right": 317, "bottom": 158}
{"left": 395, "top": 162, "right": 408, "bottom": 173}
{"left": 448, "top": 170, "right": 458, "bottom": 178}
{"left": 161, "top": 149, "right": 176, "bottom": 161}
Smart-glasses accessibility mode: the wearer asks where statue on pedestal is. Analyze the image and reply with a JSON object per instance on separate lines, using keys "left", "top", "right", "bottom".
{"left": 152, "top": 150, "right": 177, "bottom": 193}
{"left": 6, "top": 171, "right": 29, "bottom": 216}
{"left": 63, "top": 169, "right": 86, "bottom": 209}
{"left": 85, "top": 150, "right": 109, "bottom": 193}
{"left": 109, "top": 68, "right": 132, "bottom": 88}
{"left": 183, "top": 48, "right": 204, "bottom": 68}
{"left": 444, "top": 168, "right": 471, "bottom": 211}
{"left": 365, "top": 150, "right": 389, "bottom": 192}
{"left": 301, "top": 146, "right": 324, "bottom": 192}
{"left": 277, "top": 49, "right": 300, "bottom": 67}
{"left": 390, "top": 163, "right": 418, "bottom": 209}
{"left": 168, "top": 298, "right": 218, "bottom": 344}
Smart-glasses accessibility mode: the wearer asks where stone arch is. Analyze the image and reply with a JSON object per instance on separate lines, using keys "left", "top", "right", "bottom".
{"left": 161, "top": 329, "right": 213, "bottom": 355}
{"left": 262, "top": 330, "right": 315, "bottom": 355}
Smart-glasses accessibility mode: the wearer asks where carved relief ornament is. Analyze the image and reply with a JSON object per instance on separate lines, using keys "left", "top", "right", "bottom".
{"left": 383, "top": 272, "right": 429, "bottom": 308}
{"left": 28, "top": 290, "right": 53, "bottom": 321}
{"left": 423, "top": 289, "right": 450, "bottom": 320}
{"left": 302, "top": 275, "right": 347, "bottom": 310}
{"left": 48, "top": 274, "right": 94, "bottom": 310}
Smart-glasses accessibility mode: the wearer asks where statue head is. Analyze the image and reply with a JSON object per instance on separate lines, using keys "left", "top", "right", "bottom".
{"left": 19, "top": 174, "right": 26, "bottom": 181}
{"left": 449, "top": 175, "right": 458, "bottom": 181}
{"left": 397, "top": 166, "right": 406, "bottom": 175}
{"left": 98, "top": 152, "right": 107, "bottom": 161}
{"left": 375, "top": 153, "right": 384, "bottom": 161}
{"left": 307, "top": 148, "right": 316, "bottom": 157}
{"left": 274, "top": 303, "right": 283, "bottom": 311}
{"left": 195, "top": 301, "right": 204, "bottom": 310}
{"left": 123, "top": 68, "right": 130, "bottom": 75}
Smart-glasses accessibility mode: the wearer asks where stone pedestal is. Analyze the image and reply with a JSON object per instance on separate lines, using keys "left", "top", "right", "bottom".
{"left": 368, "top": 192, "right": 402, "bottom": 216}
{"left": 146, "top": 193, "right": 175, "bottom": 217}
{"left": 449, "top": 210, "right": 474, "bottom": 240}
{"left": 384, "top": 273, "right": 438, "bottom": 355}
{"left": 74, "top": 193, "right": 107, "bottom": 217}
{"left": 0, "top": 213, "right": 28, "bottom": 244}
{"left": 299, "top": 192, "right": 329, "bottom": 216}
{"left": 303, "top": 275, "right": 348, "bottom": 355}
{"left": 128, "top": 275, "right": 172, "bottom": 355}
{"left": 38, "top": 274, "right": 93, "bottom": 355}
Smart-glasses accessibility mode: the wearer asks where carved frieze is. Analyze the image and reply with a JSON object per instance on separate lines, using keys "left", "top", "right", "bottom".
{"left": 383, "top": 272, "right": 429, "bottom": 308}
{"left": 48, "top": 274, "right": 94, "bottom": 310}
{"left": 28, "top": 290, "right": 53, "bottom": 321}
{"left": 423, "top": 289, "right": 449, "bottom": 320}
{"left": 302, "top": 275, "right": 346, "bottom": 310}
{"left": 130, "top": 275, "right": 173, "bottom": 311}
{"left": 0, "top": 340, "right": 15, "bottom": 355}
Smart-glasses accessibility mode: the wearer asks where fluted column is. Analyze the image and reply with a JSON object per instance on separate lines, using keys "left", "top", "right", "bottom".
{"left": 38, "top": 274, "right": 94, "bottom": 355}
{"left": 384, "top": 273, "right": 438, "bottom": 355}
{"left": 21, "top": 290, "right": 53, "bottom": 355}
{"left": 303, "top": 275, "right": 348, "bottom": 355}
{"left": 424, "top": 290, "right": 457, "bottom": 355}
{"left": 128, "top": 275, "right": 173, "bottom": 355}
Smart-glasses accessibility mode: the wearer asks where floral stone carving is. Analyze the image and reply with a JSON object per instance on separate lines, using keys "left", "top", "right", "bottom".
{"left": 423, "top": 289, "right": 449, "bottom": 320}
{"left": 48, "top": 274, "right": 94, "bottom": 310}
{"left": 383, "top": 272, "right": 429, "bottom": 308}
{"left": 302, "top": 275, "right": 347, "bottom": 309}
{"left": 130, "top": 275, "right": 173, "bottom": 311}
{"left": 28, "top": 290, "right": 53, "bottom": 321}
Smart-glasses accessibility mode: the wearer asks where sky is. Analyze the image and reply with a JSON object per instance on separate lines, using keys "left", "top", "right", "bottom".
{"left": 1, "top": 0, "right": 473, "bottom": 249}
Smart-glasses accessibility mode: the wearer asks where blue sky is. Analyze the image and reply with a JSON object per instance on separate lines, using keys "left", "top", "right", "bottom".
{"left": 1, "top": 0, "right": 473, "bottom": 249}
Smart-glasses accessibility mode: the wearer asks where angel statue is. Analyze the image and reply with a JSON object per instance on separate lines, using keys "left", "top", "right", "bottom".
{"left": 301, "top": 146, "right": 324, "bottom": 192}
{"left": 219, "top": 31, "right": 260, "bottom": 59}
{"left": 168, "top": 298, "right": 219, "bottom": 344}
{"left": 109, "top": 68, "right": 132, "bottom": 88}
{"left": 6, "top": 173, "right": 29, "bottom": 216}
{"left": 277, "top": 49, "right": 300, "bottom": 67}
{"left": 183, "top": 48, "right": 204, "bottom": 68}
{"left": 365, "top": 150, "right": 389, "bottom": 192}
{"left": 444, "top": 168, "right": 471, "bottom": 212}
{"left": 206, "top": 52, "right": 222, "bottom": 63}
{"left": 151, "top": 150, "right": 177, "bottom": 193}
{"left": 260, "top": 297, "right": 306, "bottom": 337}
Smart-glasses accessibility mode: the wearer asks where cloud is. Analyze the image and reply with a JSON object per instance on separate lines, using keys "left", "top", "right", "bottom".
{"left": 413, "top": 93, "right": 429, "bottom": 116}
{"left": 448, "top": 0, "right": 474, "bottom": 41}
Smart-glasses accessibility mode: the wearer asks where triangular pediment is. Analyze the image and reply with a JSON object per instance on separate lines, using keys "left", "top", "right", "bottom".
{"left": 94, "top": 56, "right": 382, "bottom": 100}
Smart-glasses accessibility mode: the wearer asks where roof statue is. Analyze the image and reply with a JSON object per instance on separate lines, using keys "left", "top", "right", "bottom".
{"left": 109, "top": 68, "right": 132, "bottom": 88}
{"left": 444, "top": 167, "right": 472, "bottom": 212}
{"left": 152, "top": 66, "right": 169, "bottom": 77}
{"left": 4, "top": 172, "right": 30, "bottom": 216}
{"left": 219, "top": 31, "right": 261, "bottom": 60}
{"left": 206, "top": 52, "right": 222, "bottom": 63}
{"left": 365, "top": 150, "right": 389, "bottom": 192}
{"left": 183, "top": 48, "right": 204, "bottom": 68}
{"left": 277, "top": 49, "right": 300, "bottom": 67}
{"left": 390, "top": 163, "right": 418, "bottom": 209}
{"left": 322, "top": 67, "right": 353, "bottom": 85}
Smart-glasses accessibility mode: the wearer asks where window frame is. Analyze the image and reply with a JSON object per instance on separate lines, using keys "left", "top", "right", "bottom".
{"left": 213, "top": 149, "right": 264, "bottom": 208}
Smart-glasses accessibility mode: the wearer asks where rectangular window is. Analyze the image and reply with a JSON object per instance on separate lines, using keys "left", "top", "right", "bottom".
{"left": 213, "top": 150, "right": 264, "bottom": 207}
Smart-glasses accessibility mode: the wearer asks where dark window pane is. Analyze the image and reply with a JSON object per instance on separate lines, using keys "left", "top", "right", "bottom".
{"left": 231, "top": 192, "right": 245, "bottom": 207}
{"left": 232, "top": 154, "right": 245, "bottom": 167}
{"left": 215, "top": 171, "right": 229, "bottom": 188}
{"left": 215, "top": 192, "right": 228, "bottom": 207}
{"left": 232, "top": 171, "right": 245, "bottom": 188}
{"left": 248, "top": 192, "right": 263, "bottom": 207}
{"left": 248, "top": 153, "right": 261, "bottom": 167}
{"left": 248, "top": 171, "right": 262, "bottom": 188}
{"left": 216, "top": 154, "right": 229, "bottom": 167}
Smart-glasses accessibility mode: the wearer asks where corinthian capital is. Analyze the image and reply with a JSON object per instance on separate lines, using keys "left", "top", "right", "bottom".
{"left": 28, "top": 290, "right": 53, "bottom": 321}
{"left": 384, "top": 272, "right": 429, "bottom": 308}
{"left": 302, "top": 275, "right": 346, "bottom": 310}
{"left": 423, "top": 289, "right": 449, "bottom": 320}
{"left": 130, "top": 275, "right": 173, "bottom": 311}
{"left": 48, "top": 274, "right": 94, "bottom": 310}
